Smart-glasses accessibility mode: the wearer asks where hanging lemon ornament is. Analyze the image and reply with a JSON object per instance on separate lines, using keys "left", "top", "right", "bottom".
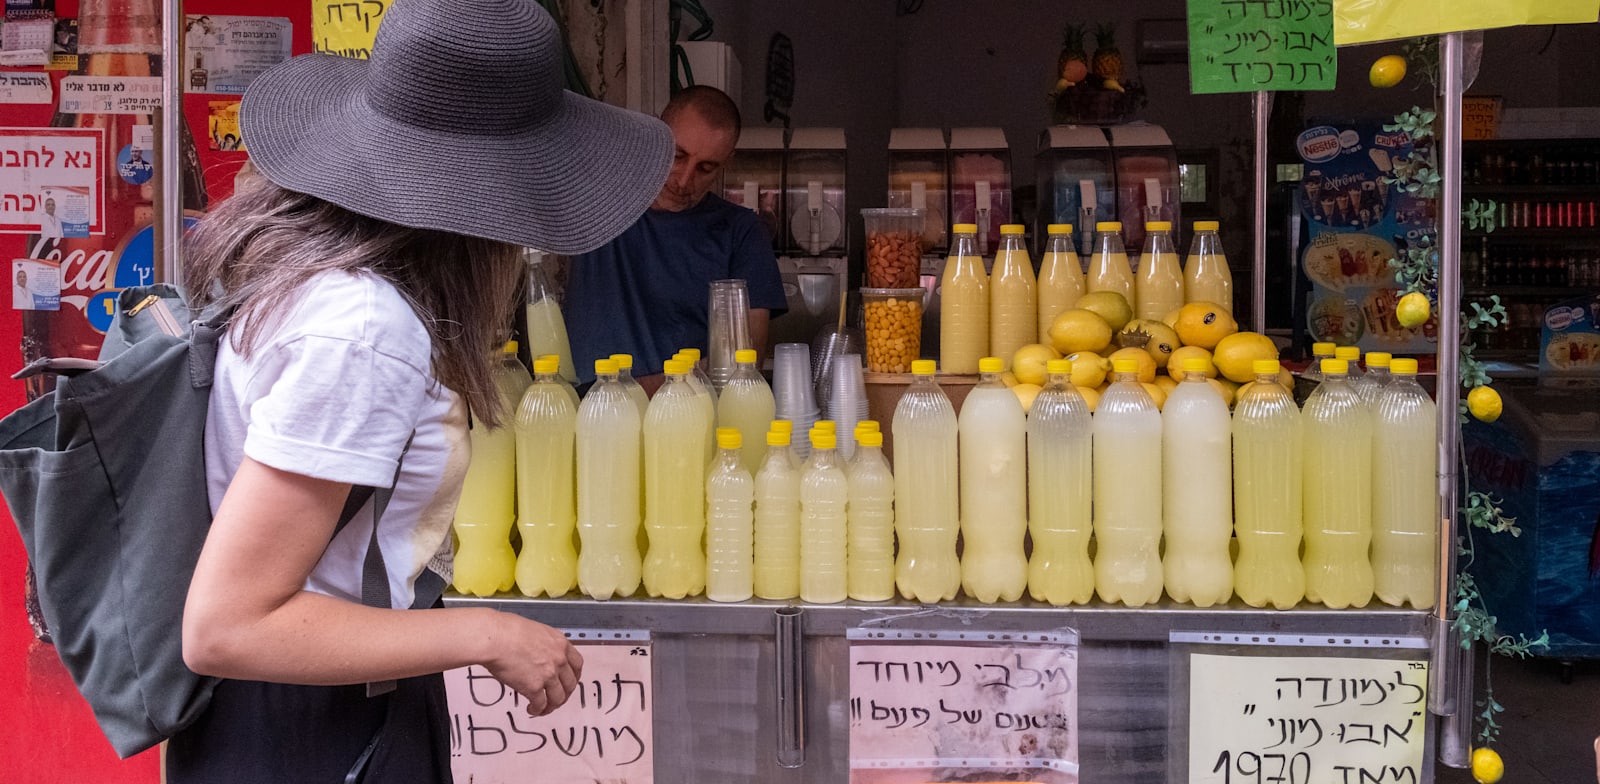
{"left": 1370, "top": 54, "right": 1407, "bottom": 88}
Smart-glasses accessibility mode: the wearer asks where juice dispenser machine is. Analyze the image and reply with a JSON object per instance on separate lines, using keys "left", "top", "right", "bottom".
{"left": 722, "top": 126, "right": 786, "bottom": 252}
{"left": 949, "top": 127, "right": 1012, "bottom": 258}
{"left": 1109, "top": 123, "right": 1182, "bottom": 251}
{"left": 887, "top": 127, "right": 949, "bottom": 256}
{"left": 770, "top": 128, "right": 849, "bottom": 349}
{"left": 1035, "top": 125, "right": 1117, "bottom": 259}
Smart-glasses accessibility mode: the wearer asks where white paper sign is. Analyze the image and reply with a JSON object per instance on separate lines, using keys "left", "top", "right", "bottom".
{"left": 1189, "top": 654, "right": 1429, "bottom": 784}
{"left": 183, "top": 15, "right": 292, "bottom": 94}
{"left": 0, "top": 127, "right": 101, "bottom": 235}
{"left": 11, "top": 257, "right": 58, "bottom": 310}
{"left": 0, "top": 16, "right": 53, "bottom": 66}
{"left": 0, "top": 71, "right": 50, "bottom": 104}
{"left": 59, "top": 75, "right": 161, "bottom": 114}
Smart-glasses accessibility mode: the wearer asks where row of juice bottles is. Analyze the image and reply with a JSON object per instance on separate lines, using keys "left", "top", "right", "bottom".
{"left": 453, "top": 339, "right": 1438, "bottom": 609}
{"left": 940, "top": 220, "right": 1234, "bottom": 374}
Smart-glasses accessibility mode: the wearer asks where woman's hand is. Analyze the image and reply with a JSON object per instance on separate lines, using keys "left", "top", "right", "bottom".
{"left": 479, "top": 613, "right": 584, "bottom": 716}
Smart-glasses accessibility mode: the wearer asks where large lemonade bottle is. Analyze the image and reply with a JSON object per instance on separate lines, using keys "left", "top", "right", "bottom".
{"left": 1232, "top": 360, "right": 1305, "bottom": 609}
{"left": 1335, "top": 346, "right": 1378, "bottom": 407}
{"left": 454, "top": 343, "right": 533, "bottom": 596}
{"left": 525, "top": 251, "right": 577, "bottom": 384}
{"left": 706, "top": 428, "right": 755, "bottom": 602}
{"left": 753, "top": 425, "right": 802, "bottom": 599}
{"left": 959, "top": 357, "right": 1029, "bottom": 603}
{"left": 1092, "top": 357, "right": 1164, "bottom": 606}
{"left": 892, "top": 360, "right": 962, "bottom": 602}
{"left": 939, "top": 224, "right": 989, "bottom": 375}
{"left": 800, "top": 428, "right": 849, "bottom": 604}
{"left": 846, "top": 428, "right": 896, "bottom": 601}
{"left": 1183, "top": 221, "right": 1233, "bottom": 312}
{"left": 574, "top": 358, "right": 643, "bottom": 600}
{"left": 1359, "top": 352, "right": 1394, "bottom": 409}
{"left": 642, "top": 359, "right": 712, "bottom": 599}
{"left": 1026, "top": 358, "right": 1095, "bottom": 605}
{"left": 990, "top": 225, "right": 1038, "bottom": 366}
{"left": 1037, "top": 224, "right": 1085, "bottom": 345}
{"left": 538, "top": 354, "right": 581, "bottom": 409}
{"left": 611, "top": 353, "right": 652, "bottom": 416}
{"left": 1302, "top": 358, "right": 1375, "bottom": 608}
{"left": 1086, "top": 222, "right": 1135, "bottom": 313}
{"left": 1371, "top": 358, "right": 1437, "bottom": 608}
{"left": 513, "top": 357, "right": 578, "bottom": 597}
{"left": 717, "top": 349, "right": 776, "bottom": 476}
{"left": 676, "top": 349, "right": 719, "bottom": 463}
{"left": 1135, "top": 221, "right": 1185, "bottom": 323}
{"left": 1161, "top": 358, "right": 1234, "bottom": 606}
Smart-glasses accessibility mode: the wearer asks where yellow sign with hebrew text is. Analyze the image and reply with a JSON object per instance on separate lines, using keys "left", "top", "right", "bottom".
{"left": 1334, "top": 0, "right": 1599, "bottom": 46}
{"left": 311, "top": 0, "right": 390, "bottom": 60}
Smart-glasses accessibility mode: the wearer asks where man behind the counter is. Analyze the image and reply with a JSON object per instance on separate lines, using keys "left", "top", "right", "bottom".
{"left": 564, "top": 85, "right": 786, "bottom": 393}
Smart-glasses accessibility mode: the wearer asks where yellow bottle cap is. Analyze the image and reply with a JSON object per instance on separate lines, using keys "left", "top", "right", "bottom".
{"left": 1321, "top": 358, "right": 1349, "bottom": 375}
{"left": 716, "top": 427, "right": 742, "bottom": 450}
{"left": 1180, "top": 357, "right": 1210, "bottom": 373}
{"left": 1311, "top": 342, "right": 1336, "bottom": 356}
{"left": 1047, "top": 358, "right": 1072, "bottom": 375}
{"left": 609, "top": 353, "right": 634, "bottom": 370}
{"left": 811, "top": 429, "right": 836, "bottom": 450}
{"left": 1000, "top": 224, "right": 1025, "bottom": 235}
{"left": 766, "top": 429, "right": 791, "bottom": 447}
{"left": 503, "top": 340, "right": 519, "bottom": 354}
{"left": 533, "top": 358, "right": 559, "bottom": 375}
{"left": 1145, "top": 221, "right": 1172, "bottom": 232}
{"left": 680, "top": 348, "right": 702, "bottom": 362}
{"left": 1334, "top": 346, "right": 1360, "bottom": 361}
{"left": 857, "top": 431, "right": 883, "bottom": 448}
{"left": 1047, "top": 223, "right": 1074, "bottom": 235}
{"left": 978, "top": 357, "right": 1004, "bottom": 374}
{"left": 770, "top": 419, "right": 794, "bottom": 434}
{"left": 952, "top": 223, "right": 978, "bottom": 234}
{"left": 911, "top": 359, "right": 937, "bottom": 376}
{"left": 538, "top": 354, "right": 561, "bottom": 369}
{"left": 1366, "top": 351, "right": 1392, "bottom": 368}
{"left": 1390, "top": 358, "right": 1419, "bottom": 375}
{"left": 735, "top": 349, "right": 758, "bottom": 364}
{"left": 855, "top": 420, "right": 880, "bottom": 433}
{"left": 1194, "top": 220, "right": 1220, "bottom": 232}
{"left": 1112, "top": 358, "right": 1140, "bottom": 373}
{"left": 663, "top": 359, "right": 691, "bottom": 376}
{"left": 1252, "top": 359, "right": 1281, "bottom": 375}
{"left": 594, "top": 358, "right": 620, "bottom": 376}
{"left": 815, "top": 421, "right": 837, "bottom": 433}
{"left": 1096, "top": 221, "right": 1122, "bottom": 232}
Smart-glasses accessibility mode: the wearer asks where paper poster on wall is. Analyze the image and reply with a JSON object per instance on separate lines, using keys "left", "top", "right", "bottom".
{"left": 312, "top": 0, "right": 389, "bottom": 59}
{"left": 0, "top": 127, "right": 101, "bottom": 235}
{"left": 58, "top": 75, "right": 161, "bottom": 114}
{"left": 0, "top": 13, "right": 53, "bottom": 66}
{"left": 183, "top": 15, "right": 292, "bottom": 94}
{"left": 11, "top": 257, "right": 58, "bottom": 310}
{"left": 0, "top": 71, "right": 50, "bottom": 104}
{"left": 47, "top": 17, "right": 76, "bottom": 70}
{"left": 446, "top": 636, "right": 654, "bottom": 784}
{"left": 848, "top": 629, "right": 1080, "bottom": 784}
{"left": 207, "top": 100, "right": 245, "bottom": 151}
{"left": 1539, "top": 295, "right": 1600, "bottom": 376}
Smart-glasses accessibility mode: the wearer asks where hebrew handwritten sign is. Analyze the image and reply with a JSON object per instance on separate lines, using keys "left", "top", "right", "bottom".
{"left": 848, "top": 631, "right": 1079, "bottom": 784}
{"left": 445, "top": 641, "right": 654, "bottom": 784}
{"left": 1187, "top": 0, "right": 1336, "bottom": 94}
{"left": 1189, "top": 654, "right": 1428, "bottom": 784}
{"left": 0, "top": 128, "right": 101, "bottom": 235}
{"left": 312, "top": 0, "right": 390, "bottom": 60}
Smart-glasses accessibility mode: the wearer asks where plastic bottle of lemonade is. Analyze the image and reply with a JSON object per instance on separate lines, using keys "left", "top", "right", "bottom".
{"left": 513, "top": 356, "right": 578, "bottom": 597}
{"left": 1135, "top": 221, "right": 1185, "bottom": 323}
{"left": 717, "top": 349, "right": 776, "bottom": 476}
{"left": 753, "top": 424, "right": 802, "bottom": 599}
{"left": 958, "top": 357, "right": 1029, "bottom": 603}
{"left": 1092, "top": 357, "right": 1164, "bottom": 606}
{"left": 892, "top": 360, "right": 962, "bottom": 602}
{"left": 1086, "top": 221, "right": 1136, "bottom": 313}
{"left": 1037, "top": 224, "right": 1085, "bottom": 345}
{"left": 1026, "top": 358, "right": 1095, "bottom": 605}
{"left": 846, "top": 427, "right": 896, "bottom": 601}
{"left": 642, "top": 359, "right": 712, "bottom": 599}
{"left": 1232, "top": 359, "right": 1305, "bottom": 609}
{"left": 849, "top": 420, "right": 881, "bottom": 468}
{"left": 706, "top": 428, "right": 755, "bottom": 602}
{"left": 800, "top": 427, "right": 849, "bottom": 604}
{"left": 538, "top": 354, "right": 581, "bottom": 409}
{"left": 1302, "top": 358, "right": 1375, "bottom": 608}
{"left": 680, "top": 347, "right": 719, "bottom": 403}
{"left": 1183, "top": 221, "right": 1233, "bottom": 313}
{"left": 990, "top": 225, "right": 1038, "bottom": 367}
{"left": 525, "top": 252, "right": 578, "bottom": 384}
{"left": 574, "top": 358, "right": 642, "bottom": 600}
{"left": 1371, "top": 358, "right": 1437, "bottom": 609}
{"left": 1334, "top": 346, "right": 1376, "bottom": 405}
{"left": 1295, "top": 342, "right": 1338, "bottom": 404}
{"left": 675, "top": 349, "right": 719, "bottom": 463}
{"left": 1359, "top": 351, "right": 1394, "bottom": 409}
{"left": 611, "top": 353, "right": 651, "bottom": 416}
{"left": 939, "top": 224, "right": 989, "bottom": 375}
{"left": 454, "top": 343, "right": 532, "bottom": 596}
{"left": 1161, "top": 357, "right": 1234, "bottom": 606}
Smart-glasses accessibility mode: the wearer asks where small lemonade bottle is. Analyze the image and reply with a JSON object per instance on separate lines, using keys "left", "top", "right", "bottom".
{"left": 1037, "top": 224, "right": 1085, "bottom": 345}
{"left": 642, "top": 359, "right": 712, "bottom": 599}
{"left": 1302, "top": 358, "right": 1375, "bottom": 608}
{"left": 513, "top": 356, "right": 578, "bottom": 598}
{"left": 1135, "top": 221, "right": 1184, "bottom": 322}
{"left": 990, "top": 225, "right": 1038, "bottom": 367}
{"left": 846, "top": 428, "right": 896, "bottom": 601}
{"left": 1086, "top": 222, "right": 1135, "bottom": 313}
{"left": 454, "top": 343, "right": 532, "bottom": 596}
{"left": 800, "top": 427, "right": 849, "bottom": 604}
{"left": 1092, "top": 357, "right": 1164, "bottom": 606}
{"left": 1161, "top": 357, "right": 1234, "bottom": 607}
{"left": 753, "top": 424, "right": 802, "bottom": 599}
{"left": 1026, "top": 358, "right": 1094, "bottom": 605}
{"left": 575, "top": 358, "right": 642, "bottom": 600}
{"left": 1233, "top": 360, "right": 1305, "bottom": 609}
{"left": 706, "top": 428, "right": 755, "bottom": 602}
{"left": 959, "top": 357, "right": 1028, "bottom": 603}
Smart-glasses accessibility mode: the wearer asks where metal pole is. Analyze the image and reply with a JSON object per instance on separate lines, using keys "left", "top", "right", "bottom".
{"left": 775, "top": 607, "right": 806, "bottom": 768}
{"left": 159, "top": 0, "right": 184, "bottom": 286}
{"left": 1252, "top": 91, "right": 1270, "bottom": 332}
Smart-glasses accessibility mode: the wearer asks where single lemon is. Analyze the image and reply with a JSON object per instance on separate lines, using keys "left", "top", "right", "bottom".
{"left": 1012, "top": 343, "right": 1061, "bottom": 386}
{"left": 1213, "top": 331, "right": 1280, "bottom": 383}
{"left": 1397, "top": 291, "right": 1431, "bottom": 329}
{"left": 1118, "top": 319, "right": 1183, "bottom": 369}
{"left": 1161, "top": 307, "right": 1183, "bottom": 330}
{"left": 1140, "top": 381, "right": 1168, "bottom": 410}
{"left": 1049, "top": 309, "right": 1114, "bottom": 355}
{"left": 1066, "top": 351, "right": 1110, "bottom": 388}
{"left": 1370, "top": 54, "right": 1407, "bottom": 88}
{"left": 1001, "top": 371, "right": 1020, "bottom": 388}
{"left": 1468, "top": 385, "right": 1503, "bottom": 423}
{"left": 1075, "top": 290, "right": 1134, "bottom": 331}
{"left": 1011, "top": 383, "right": 1043, "bottom": 413}
{"left": 1206, "top": 377, "right": 1235, "bottom": 406}
{"left": 1470, "top": 747, "right": 1503, "bottom": 784}
{"left": 1154, "top": 375, "right": 1179, "bottom": 396}
{"left": 1076, "top": 385, "right": 1101, "bottom": 412}
{"left": 1109, "top": 346, "right": 1158, "bottom": 383}
{"left": 1174, "top": 302, "right": 1239, "bottom": 349}
{"left": 1168, "top": 346, "right": 1217, "bottom": 380}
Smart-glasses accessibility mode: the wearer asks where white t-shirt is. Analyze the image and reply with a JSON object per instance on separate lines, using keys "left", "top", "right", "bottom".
{"left": 205, "top": 270, "right": 469, "bottom": 609}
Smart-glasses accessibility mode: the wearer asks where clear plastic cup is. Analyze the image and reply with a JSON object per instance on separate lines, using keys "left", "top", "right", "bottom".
{"left": 773, "top": 342, "right": 819, "bottom": 417}
{"left": 861, "top": 287, "right": 925, "bottom": 374}
{"left": 862, "top": 208, "right": 925, "bottom": 288}
{"left": 707, "top": 279, "right": 752, "bottom": 390}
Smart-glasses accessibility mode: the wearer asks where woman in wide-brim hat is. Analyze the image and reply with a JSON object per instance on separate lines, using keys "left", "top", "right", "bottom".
{"left": 168, "top": 1, "right": 671, "bottom": 781}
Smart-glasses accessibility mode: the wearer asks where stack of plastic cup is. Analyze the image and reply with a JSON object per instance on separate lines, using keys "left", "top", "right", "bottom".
{"left": 773, "top": 342, "right": 820, "bottom": 461}
{"left": 826, "top": 354, "right": 871, "bottom": 461}
{"left": 707, "top": 279, "right": 752, "bottom": 391}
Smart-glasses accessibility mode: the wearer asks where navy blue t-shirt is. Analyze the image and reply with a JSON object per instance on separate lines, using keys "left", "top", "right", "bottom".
{"left": 564, "top": 193, "right": 787, "bottom": 383}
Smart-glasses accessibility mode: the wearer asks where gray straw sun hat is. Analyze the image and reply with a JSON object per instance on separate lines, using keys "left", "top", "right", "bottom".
{"left": 239, "top": 0, "right": 672, "bottom": 255}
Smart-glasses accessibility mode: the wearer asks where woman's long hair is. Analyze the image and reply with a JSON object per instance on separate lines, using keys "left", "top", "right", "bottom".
{"left": 184, "top": 175, "right": 525, "bottom": 427}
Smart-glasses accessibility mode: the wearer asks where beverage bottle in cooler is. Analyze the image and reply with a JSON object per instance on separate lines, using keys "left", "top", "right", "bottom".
{"left": 514, "top": 357, "right": 578, "bottom": 597}
{"left": 959, "top": 357, "right": 1028, "bottom": 603}
{"left": 846, "top": 428, "right": 895, "bottom": 602}
{"left": 1301, "top": 358, "right": 1375, "bottom": 608}
{"left": 939, "top": 224, "right": 989, "bottom": 375}
{"left": 452, "top": 342, "right": 532, "bottom": 596}
{"left": 538, "top": 354, "right": 581, "bottom": 409}
{"left": 610, "top": 353, "right": 651, "bottom": 416}
{"left": 717, "top": 349, "right": 776, "bottom": 476}
{"left": 753, "top": 424, "right": 802, "bottom": 599}
{"left": 676, "top": 349, "right": 719, "bottom": 462}
{"left": 1183, "top": 221, "right": 1233, "bottom": 312}
{"left": 1359, "top": 352, "right": 1393, "bottom": 409}
{"left": 642, "top": 359, "right": 712, "bottom": 598}
{"left": 574, "top": 358, "right": 643, "bottom": 600}
{"left": 1135, "top": 221, "right": 1184, "bottom": 322}
{"left": 1371, "top": 358, "right": 1437, "bottom": 608}
{"left": 705, "top": 428, "right": 755, "bottom": 602}
{"left": 525, "top": 250, "right": 577, "bottom": 383}
{"left": 1161, "top": 358, "right": 1234, "bottom": 606}
{"left": 800, "top": 427, "right": 849, "bottom": 604}
{"left": 1232, "top": 360, "right": 1305, "bottom": 609}
{"left": 1037, "top": 224, "right": 1085, "bottom": 345}
{"left": 1086, "top": 222, "right": 1135, "bottom": 313}
{"left": 892, "top": 360, "right": 962, "bottom": 602}
{"left": 990, "top": 225, "right": 1037, "bottom": 366}
{"left": 1026, "top": 358, "right": 1094, "bottom": 605}
{"left": 1092, "top": 357, "right": 1164, "bottom": 606}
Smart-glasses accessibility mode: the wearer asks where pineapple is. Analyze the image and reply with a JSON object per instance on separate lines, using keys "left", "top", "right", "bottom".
{"left": 1091, "top": 23, "right": 1125, "bottom": 92}
{"left": 1054, "top": 23, "right": 1089, "bottom": 93}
